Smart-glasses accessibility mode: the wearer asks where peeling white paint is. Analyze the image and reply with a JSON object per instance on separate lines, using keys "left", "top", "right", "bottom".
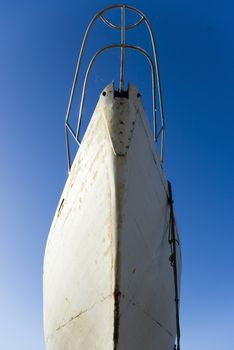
{"left": 43, "top": 83, "right": 181, "bottom": 349}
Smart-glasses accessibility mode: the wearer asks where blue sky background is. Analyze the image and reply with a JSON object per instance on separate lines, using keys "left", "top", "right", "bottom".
{"left": 0, "top": 0, "right": 234, "bottom": 349}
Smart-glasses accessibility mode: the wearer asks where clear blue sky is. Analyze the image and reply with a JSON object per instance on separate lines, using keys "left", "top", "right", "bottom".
{"left": 0, "top": 0, "right": 233, "bottom": 349}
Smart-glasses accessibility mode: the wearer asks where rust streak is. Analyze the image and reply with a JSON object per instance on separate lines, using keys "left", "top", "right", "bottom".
{"left": 121, "top": 293, "right": 174, "bottom": 338}
{"left": 55, "top": 294, "right": 112, "bottom": 332}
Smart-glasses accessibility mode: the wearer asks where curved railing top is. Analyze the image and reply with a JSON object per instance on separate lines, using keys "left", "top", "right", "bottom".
{"left": 65, "top": 4, "right": 165, "bottom": 171}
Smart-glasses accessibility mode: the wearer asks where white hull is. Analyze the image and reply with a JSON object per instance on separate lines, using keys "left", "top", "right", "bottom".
{"left": 43, "top": 84, "right": 181, "bottom": 349}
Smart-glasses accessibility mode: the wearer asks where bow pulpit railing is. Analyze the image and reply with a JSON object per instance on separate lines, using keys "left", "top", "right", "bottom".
{"left": 65, "top": 4, "right": 165, "bottom": 171}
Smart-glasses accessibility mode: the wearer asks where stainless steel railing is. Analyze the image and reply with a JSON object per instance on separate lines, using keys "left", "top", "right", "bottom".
{"left": 65, "top": 4, "right": 165, "bottom": 171}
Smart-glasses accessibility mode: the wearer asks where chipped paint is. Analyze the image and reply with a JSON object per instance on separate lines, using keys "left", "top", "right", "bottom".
{"left": 101, "top": 85, "right": 137, "bottom": 156}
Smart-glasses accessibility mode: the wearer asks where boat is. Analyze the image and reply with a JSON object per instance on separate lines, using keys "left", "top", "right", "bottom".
{"left": 43, "top": 5, "right": 181, "bottom": 350}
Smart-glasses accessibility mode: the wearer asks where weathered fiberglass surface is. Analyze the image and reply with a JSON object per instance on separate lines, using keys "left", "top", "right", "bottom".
{"left": 43, "top": 83, "right": 181, "bottom": 350}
